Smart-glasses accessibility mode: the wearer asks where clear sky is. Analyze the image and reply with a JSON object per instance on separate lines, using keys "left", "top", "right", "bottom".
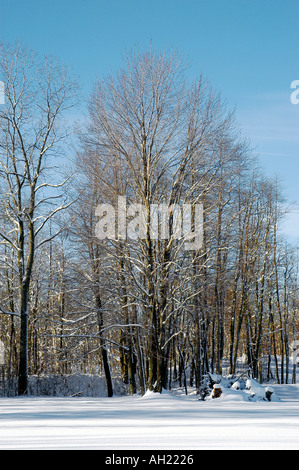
{"left": 0, "top": 0, "right": 298, "bottom": 242}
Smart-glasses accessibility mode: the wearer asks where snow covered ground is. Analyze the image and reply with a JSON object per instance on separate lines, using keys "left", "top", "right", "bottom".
{"left": 0, "top": 384, "right": 298, "bottom": 450}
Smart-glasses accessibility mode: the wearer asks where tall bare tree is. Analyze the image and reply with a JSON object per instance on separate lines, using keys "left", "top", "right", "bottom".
{"left": 0, "top": 43, "right": 78, "bottom": 394}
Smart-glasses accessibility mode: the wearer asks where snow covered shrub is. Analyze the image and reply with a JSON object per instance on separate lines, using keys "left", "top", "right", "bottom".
{"left": 202, "top": 375, "right": 280, "bottom": 403}
{"left": 198, "top": 374, "right": 213, "bottom": 400}
{"left": 231, "top": 381, "right": 241, "bottom": 390}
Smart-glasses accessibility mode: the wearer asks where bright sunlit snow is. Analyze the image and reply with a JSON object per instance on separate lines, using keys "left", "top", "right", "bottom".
{"left": 0, "top": 384, "right": 298, "bottom": 450}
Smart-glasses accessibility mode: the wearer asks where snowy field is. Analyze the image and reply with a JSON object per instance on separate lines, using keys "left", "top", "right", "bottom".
{"left": 0, "top": 384, "right": 298, "bottom": 450}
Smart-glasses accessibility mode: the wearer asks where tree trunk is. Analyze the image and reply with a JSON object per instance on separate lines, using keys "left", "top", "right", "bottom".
{"left": 96, "top": 294, "right": 113, "bottom": 397}
{"left": 18, "top": 283, "right": 30, "bottom": 395}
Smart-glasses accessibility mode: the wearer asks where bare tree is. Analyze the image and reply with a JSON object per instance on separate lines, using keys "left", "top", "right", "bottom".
{"left": 0, "top": 43, "right": 78, "bottom": 394}
{"left": 77, "top": 47, "right": 239, "bottom": 392}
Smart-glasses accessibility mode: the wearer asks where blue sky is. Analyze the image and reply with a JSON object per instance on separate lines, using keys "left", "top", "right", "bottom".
{"left": 0, "top": 0, "right": 298, "bottom": 241}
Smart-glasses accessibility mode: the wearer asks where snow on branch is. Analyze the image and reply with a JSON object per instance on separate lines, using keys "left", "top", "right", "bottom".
{"left": 0, "top": 306, "right": 21, "bottom": 317}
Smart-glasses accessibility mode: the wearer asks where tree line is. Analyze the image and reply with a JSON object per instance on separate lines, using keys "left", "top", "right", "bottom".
{"left": 0, "top": 44, "right": 298, "bottom": 396}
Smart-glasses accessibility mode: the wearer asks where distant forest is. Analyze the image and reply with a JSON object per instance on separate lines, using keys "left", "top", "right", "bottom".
{"left": 0, "top": 43, "right": 298, "bottom": 396}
